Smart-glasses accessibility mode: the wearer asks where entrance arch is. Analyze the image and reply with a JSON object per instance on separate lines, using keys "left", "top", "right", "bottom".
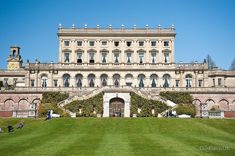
{"left": 109, "top": 98, "right": 124, "bottom": 117}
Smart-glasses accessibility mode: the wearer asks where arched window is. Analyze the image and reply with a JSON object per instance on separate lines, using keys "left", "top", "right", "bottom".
{"left": 41, "top": 74, "right": 48, "bottom": 88}
{"left": 138, "top": 74, "right": 145, "bottom": 88}
{"left": 88, "top": 74, "right": 95, "bottom": 87}
{"left": 150, "top": 74, "right": 158, "bottom": 88}
{"left": 76, "top": 74, "right": 83, "bottom": 88}
{"left": 63, "top": 74, "right": 70, "bottom": 87}
{"left": 125, "top": 74, "right": 133, "bottom": 86}
{"left": 113, "top": 74, "right": 120, "bottom": 87}
{"left": 163, "top": 74, "right": 171, "bottom": 88}
{"left": 100, "top": 74, "right": 108, "bottom": 87}
{"left": 185, "top": 74, "right": 192, "bottom": 88}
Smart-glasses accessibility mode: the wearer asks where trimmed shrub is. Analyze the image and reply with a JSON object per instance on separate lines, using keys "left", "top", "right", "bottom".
{"left": 160, "top": 91, "right": 192, "bottom": 104}
{"left": 41, "top": 92, "right": 69, "bottom": 104}
{"left": 175, "top": 104, "right": 196, "bottom": 117}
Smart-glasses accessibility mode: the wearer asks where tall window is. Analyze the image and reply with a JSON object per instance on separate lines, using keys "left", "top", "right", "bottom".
{"left": 127, "top": 52, "right": 132, "bottom": 64}
{"left": 218, "top": 78, "right": 222, "bottom": 86}
{"left": 151, "top": 52, "right": 157, "bottom": 64}
{"left": 64, "top": 53, "right": 70, "bottom": 63}
{"left": 113, "top": 74, "right": 120, "bottom": 87}
{"left": 64, "top": 41, "right": 70, "bottom": 46}
{"left": 63, "top": 74, "right": 70, "bottom": 87}
{"left": 100, "top": 74, "right": 108, "bottom": 87}
{"left": 198, "top": 80, "right": 202, "bottom": 87}
{"left": 139, "top": 52, "right": 144, "bottom": 64}
{"left": 89, "top": 53, "right": 95, "bottom": 63}
{"left": 54, "top": 80, "right": 58, "bottom": 87}
{"left": 101, "top": 53, "right": 107, "bottom": 64}
{"left": 76, "top": 74, "right": 83, "bottom": 88}
{"left": 150, "top": 74, "right": 158, "bottom": 88}
{"left": 31, "top": 80, "right": 35, "bottom": 87}
{"left": 164, "top": 52, "right": 169, "bottom": 63}
{"left": 175, "top": 80, "right": 180, "bottom": 87}
{"left": 41, "top": 74, "right": 48, "bottom": 88}
{"left": 77, "top": 52, "right": 82, "bottom": 63}
{"left": 138, "top": 74, "right": 145, "bottom": 88}
{"left": 185, "top": 74, "right": 192, "bottom": 88}
{"left": 125, "top": 74, "right": 133, "bottom": 86}
{"left": 88, "top": 74, "right": 95, "bottom": 87}
{"left": 213, "top": 78, "right": 215, "bottom": 86}
{"left": 114, "top": 53, "right": 119, "bottom": 64}
{"left": 163, "top": 74, "right": 171, "bottom": 88}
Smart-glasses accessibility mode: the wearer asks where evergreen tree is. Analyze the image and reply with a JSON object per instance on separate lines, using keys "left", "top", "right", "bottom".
{"left": 229, "top": 59, "right": 235, "bottom": 70}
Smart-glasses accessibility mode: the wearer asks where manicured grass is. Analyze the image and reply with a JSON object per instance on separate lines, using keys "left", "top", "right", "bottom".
{"left": 0, "top": 118, "right": 235, "bottom": 156}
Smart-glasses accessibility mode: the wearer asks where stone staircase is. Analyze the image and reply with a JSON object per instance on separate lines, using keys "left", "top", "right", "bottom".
{"left": 57, "top": 86, "right": 177, "bottom": 117}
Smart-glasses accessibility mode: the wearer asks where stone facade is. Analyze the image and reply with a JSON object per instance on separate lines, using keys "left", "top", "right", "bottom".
{"left": 0, "top": 24, "right": 235, "bottom": 117}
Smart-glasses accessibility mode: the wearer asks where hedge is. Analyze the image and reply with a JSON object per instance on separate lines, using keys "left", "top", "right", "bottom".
{"left": 160, "top": 91, "right": 193, "bottom": 104}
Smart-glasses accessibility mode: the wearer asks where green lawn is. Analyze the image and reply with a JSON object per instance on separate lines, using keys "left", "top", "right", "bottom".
{"left": 0, "top": 118, "right": 235, "bottom": 156}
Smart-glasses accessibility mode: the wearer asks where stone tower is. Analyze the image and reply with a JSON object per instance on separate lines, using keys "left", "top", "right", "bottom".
{"left": 7, "top": 46, "right": 23, "bottom": 70}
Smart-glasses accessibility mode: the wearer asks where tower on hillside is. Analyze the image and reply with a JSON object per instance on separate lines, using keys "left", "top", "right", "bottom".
{"left": 7, "top": 46, "right": 23, "bottom": 70}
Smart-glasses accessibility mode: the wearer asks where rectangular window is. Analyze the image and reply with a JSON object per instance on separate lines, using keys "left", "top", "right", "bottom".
{"left": 114, "top": 53, "right": 119, "bottom": 64}
{"left": 151, "top": 52, "right": 156, "bottom": 64}
{"left": 151, "top": 41, "right": 156, "bottom": 47}
{"left": 101, "top": 41, "right": 107, "bottom": 46}
{"left": 218, "top": 78, "right": 222, "bottom": 86}
{"left": 164, "top": 41, "right": 169, "bottom": 47}
{"left": 64, "top": 41, "right": 70, "bottom": 46}
{"left": 175, "top": 80, "right": 180, "bottom": 87}
{"left": 4, "top": 78, "right": 8, "bottom": 86}
{"left": 64, "top": 53, "right": 70, "bottom": 63}
{"left": 139, "top": 52, "right": 144, "bottom": 64}
{"left": 127, "top": 53, "right": 132, "bottom": 64}
{"left": 77, "top": 52, "right": 82, "bottom": 63}
{"left": 89, "top": 53, "right": 95, "bottom": 63}
{"left": 198, "top": 80, "right": 203, "bottom": 87}
{"left": 101, "top": 53, "right": 107, "bottom": 63}
{"left": 54, "top": 80, "right": 58, "bottom": 87}
{"left": 31, "top": 80, "right": 35, "bottom": 87}
{"left": 164, "top": 53, "right": 169, "bottom": 63}
{"left": 77, "top": 41, "right": 82, "bottom": 46}
{"left": 139, "top": 41, "right": 144, "bottom": 47}
{"left": 213, "top": 78, "right": 215, "bottom": 86}
{"left": 89, "top": 41, "right": 95, "bottom": 46}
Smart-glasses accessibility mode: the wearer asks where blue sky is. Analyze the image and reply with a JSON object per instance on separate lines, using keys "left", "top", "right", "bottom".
{"left": 0, "top": 0, "right": 235, "bottom": 69}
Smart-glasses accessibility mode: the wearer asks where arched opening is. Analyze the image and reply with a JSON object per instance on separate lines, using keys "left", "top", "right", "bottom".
{"left": 113, "top": 74, "right": 120, "bottom": 87}
{"left": 163, "top": 74, "right": 171, "bottom": 88}
{"left": 138, "top": 74, "right": 145, "bottom": 88}
{"left": 100, "top": 74, "right": 108, "bottom": 87}
{"left": 150, "top": 74, "right": 158, "bottom": 88}
{"left": 192, "top": 99, "right": 201, "bottom": 117}
{"left": 109, "top": 98, "right": 124, "bottom": 117}
{"left": 218, "top": 99, "right": 229, "bottom": 111}
{"left": 41, "top": 74, "right": 48, "bottom": 88}
{"left": 185, "top": 74, "right": 193, "bottom": 88}
{"left": 75, "top": 74, "right": 83, "bottom": 88}
{"left": 88, "top": 74, "right": 95, "bottom": 87}
{"left": 63, "top": 74, "right": 70, "bottom": 87}
{"left": 125, "top": 74, "right": 133, "bottom": 86}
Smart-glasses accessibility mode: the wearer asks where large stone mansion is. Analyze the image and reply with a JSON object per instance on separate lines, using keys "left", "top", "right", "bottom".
{"left": 0, "top": 24, "right": 235, "bottom": 118}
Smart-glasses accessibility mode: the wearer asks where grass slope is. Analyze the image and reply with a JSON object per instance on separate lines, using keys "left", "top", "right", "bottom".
{"left": 0, "top": 118, "right": 235, "bottom": 156}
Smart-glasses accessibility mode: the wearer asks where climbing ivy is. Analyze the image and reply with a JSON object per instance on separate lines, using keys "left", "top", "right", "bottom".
{"left": 160, "top": 91, "right": 192, "bottom": 104}
{"left": 65, "top": 93, "right": 103, "bottom": 117}
{"left": 130, "top": 92, "right": 168, "bottom": 117}
{"left": 41, "top": 92, "right": 69, "bottom": 104}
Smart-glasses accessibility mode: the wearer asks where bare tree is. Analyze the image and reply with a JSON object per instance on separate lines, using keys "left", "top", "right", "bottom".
{"left": 229, "top": 59, "right": 235, "bottom": 70}
{"left": 206, "top": 55, "right": 217, "bottom": 69}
